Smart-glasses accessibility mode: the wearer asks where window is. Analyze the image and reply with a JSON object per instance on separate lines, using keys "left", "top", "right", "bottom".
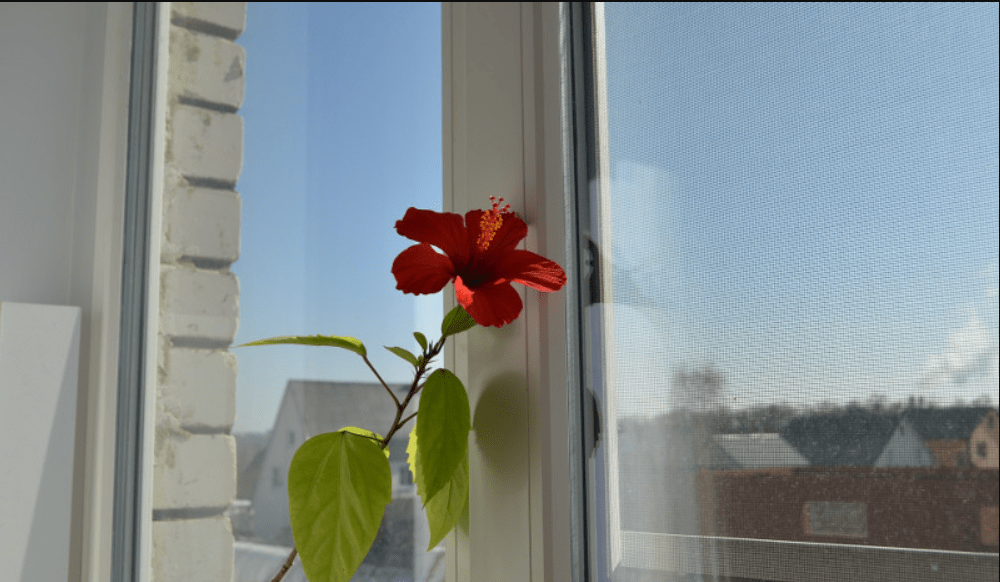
{"left": 231, "top": 4, "right": 445, "bottom": 580}
{"left": 803, "top": 502, "right": 868, "bottom": 540}
{"left": 580, "top": 3, "right": 998, "bottom": 581}
{"left": 441, "top": 3, "right": 582, "bottom": 580}
{"left": 18, "top": 3, "right": 982, "bottom": 581}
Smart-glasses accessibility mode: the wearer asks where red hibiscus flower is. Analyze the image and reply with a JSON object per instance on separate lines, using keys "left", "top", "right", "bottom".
{"left": 392, "top": 197, "right": 567, "bottom": 327}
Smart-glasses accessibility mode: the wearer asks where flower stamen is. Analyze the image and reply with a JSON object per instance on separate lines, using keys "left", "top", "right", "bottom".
{"left": 476, "top": 196, "right": 511, "bottom": 251}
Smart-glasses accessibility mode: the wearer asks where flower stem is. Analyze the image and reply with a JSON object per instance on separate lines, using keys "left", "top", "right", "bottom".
{"left": 270, "top": 335, "right": 448, "bottom": 582}
{"left": 380, "top": 337, "right": 445, "bottom": 449}
{"left": 270, "top": 548, "right": 297, "bottom": 582}
{"left": 399, "top": 411, "right": 418, "bottom": 427}
{"left": 363, "top": 354, "right": 401, "bottom": 408}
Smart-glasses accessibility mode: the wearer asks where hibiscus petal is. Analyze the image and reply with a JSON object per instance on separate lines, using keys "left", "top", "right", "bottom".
{"left": 395, "top": 208, "right": 469, "bottom": 265}
{"left": 463, "top": 209, "right": 487, "bottom": 253}
{"left": 392, "top": 244, "right": 455, "bottom": 294}
{"left": 498, "top": 250, "right": 567, "bottom": 292}
{"left": 454, "top": 276, "right": 523, "bottom": 328}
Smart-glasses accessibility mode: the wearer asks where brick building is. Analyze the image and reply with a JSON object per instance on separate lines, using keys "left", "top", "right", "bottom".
{"left": 702, "top": 467, "right": 999, "bottom": 553}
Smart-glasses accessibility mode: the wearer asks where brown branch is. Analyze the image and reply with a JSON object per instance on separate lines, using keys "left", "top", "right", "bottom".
{"left": 270, "top": 547, "right": 297, "bottom": 582}
{"left": 381, "top": 338, "right": 444, "bottom": 449}
{"left": 399, "top": 411, "right": 418, "bottom": 427}
{"left": 363, "top": 354, "right": 401, "bottom": 408}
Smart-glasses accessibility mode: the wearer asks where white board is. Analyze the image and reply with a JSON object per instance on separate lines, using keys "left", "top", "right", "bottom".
{"left": 0, "top": 302, "right": 82, "bottom": 582}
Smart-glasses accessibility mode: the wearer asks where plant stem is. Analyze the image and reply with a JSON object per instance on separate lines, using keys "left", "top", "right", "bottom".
{"left": 270, "top": 548, "right": 297, "bottom": 582}
{"left": 381, "top": 337, "right": 444, "bottom": 449}
{"left": 363, "top": 354, "right": 401, "bottom": 408}
{"left": 270, "top": 336, "right": 447, "bottom": 582}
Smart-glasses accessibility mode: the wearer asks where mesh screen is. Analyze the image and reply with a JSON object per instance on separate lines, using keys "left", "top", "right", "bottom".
{"left": 588, "top": 4, "right": 998, "bottom": 580}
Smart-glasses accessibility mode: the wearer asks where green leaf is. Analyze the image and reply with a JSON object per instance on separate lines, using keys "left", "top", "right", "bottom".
{"left": 384, "top": 345, "right": 419, "bottom": 367}
{"left": 413, "top": 331, "right": 428, "bottom": 351}
{"left": 239, "top": 334, "right": 367, "bottom": 357}
{"left": 408, "top": 426, "right": 469, "bottom": 549}
{"left": 441, "top": 305, "right": 477, "bottom": 337}
{"left": 287, "top": 432, "right": 391, "bottom": 582}
{"left": 414, "top": 369, "right": 471, "bottom": 500}
{"left": 339, "top": 426, "right": 389, "bottom": 459}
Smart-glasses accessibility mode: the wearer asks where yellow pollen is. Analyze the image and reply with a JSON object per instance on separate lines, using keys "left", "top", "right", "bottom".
{"left": 476, "top": 196, "right": 511, "bottom": 251}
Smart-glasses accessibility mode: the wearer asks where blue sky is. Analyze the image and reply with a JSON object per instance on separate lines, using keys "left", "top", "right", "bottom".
{"left": 233, "top": 3, "right": 442, "bottom": 433}
{"left": 604, "top": 3, "right": 998, "bottom": 415}
{"left": 233, "top": 4, "right": 997, "bottom": 432}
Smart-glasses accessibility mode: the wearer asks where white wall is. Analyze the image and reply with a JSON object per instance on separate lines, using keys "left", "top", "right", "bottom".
{"left": 0, "top": 4, "right": 132, "bottom": 581}
{"left": 0, "top": 3, "right": 93, "bottom": 304}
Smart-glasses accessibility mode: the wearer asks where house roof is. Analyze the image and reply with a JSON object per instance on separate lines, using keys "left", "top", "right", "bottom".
{"left": 617, "top": 416, "right": 740, "bottom": 470}
{"left": 713, "top": 433, "right": 810, "bottom": 468}
{"left": 780, "top": 409, "right": 900, "bottom": 467}
{"left": 284, "top": 379, "right": 415, "bottom": 461}
{"left": 903, "top": 407, "right": 993, "bottom": 440}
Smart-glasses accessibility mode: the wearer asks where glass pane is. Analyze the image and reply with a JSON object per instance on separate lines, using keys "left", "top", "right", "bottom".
{"left": 584, "top": 4, "right": 998, "bottom": 580}
{"left": 230, "top": 4, "right": 444, "bottom": 581}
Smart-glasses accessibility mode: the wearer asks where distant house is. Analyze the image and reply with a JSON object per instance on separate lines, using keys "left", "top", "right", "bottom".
{"left": 874, "top": 417, "right": 935, "bottom": 468}
{"left": 235, "top": 432, "right": 270, "bottom": 500}
{"left": 779, "top": 407, "right": 1000, "bottom": 470}
{"left": 712, "top": 433, "right": 809, "bottom": 469}
{"left": 249, "top": 379, "right": 432, "bottom": 579}
{"left": 969, "top": 409, "right": 999, "bottom": 469}
{"left": 905, "top": 407, "right": 998, "bottom": 468}
{"left": 705, "top": 466, "right": 998, "bottom": 552}
{"left": 781, "top": 409, "right": 901, "bottom": 467}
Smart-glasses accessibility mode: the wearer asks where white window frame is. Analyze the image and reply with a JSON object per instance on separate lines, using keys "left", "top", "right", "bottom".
{"left": 443, "top": 3, "right": 580, "bottom": 581}
{"left": 88, "top": 4, "right": 167, "bottom": 581}
{"left": 75, "top": 4, "right": 144, "bottom": 579}
{"left": 117, "top": 4, "right": 169, "bottom": 582}
{"left": 446, "top": 3, "right": 1000, "bottom": 582}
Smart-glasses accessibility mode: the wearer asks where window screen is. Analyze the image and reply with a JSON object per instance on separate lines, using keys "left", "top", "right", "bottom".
{"left": 581, "top": 4, "right": 998, "bottom": 580}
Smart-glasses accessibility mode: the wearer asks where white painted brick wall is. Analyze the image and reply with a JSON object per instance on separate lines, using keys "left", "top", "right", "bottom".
{"left": 153, "top": 433, "right": 236, "bottom": 510}
{"left": 160, "top": 345, "right": 236, "bottom": 431}
{"left": 159, "top": 265, "right": 238, "bottom": 343}
{"left": 171, "top": 2, "right": 247, "bottom": 39}
{"left": 168, "top": 28, "right": 245, "bottom": 110}
{"left": 154, "top": 4, "right": 244, "bottom": 580}
{"left": 151, "top": 517, "right": 235, "bottom": 582}
{"left": 169, "top": 106, "right": 243, "bottom": 184}
{"left": 162, "top": 184, "right": 241, "bottom": 263}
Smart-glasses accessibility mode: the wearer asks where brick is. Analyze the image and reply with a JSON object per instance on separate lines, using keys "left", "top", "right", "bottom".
{"left": 171, "top": 2, "right": 246, "bottom": 39}
{"left": 151, "top": 517, "right": 234, "bottom": 582}
{"left": 153, "top": 432, "right": 236, "bottom": 510}
{"left": 160, "top": 265, "right": 238, "bottom": 343}
{"left": 162, "top": 184, "right": 241, "bottom": 264}
{"left": 169, "top": 106, "right": 243, "bottom": 185}
{"left": 169, "top": 28, "right": 245, "bottom": 110}
{"left": 160, "top": 346, "right": 236, "bottom": 431}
